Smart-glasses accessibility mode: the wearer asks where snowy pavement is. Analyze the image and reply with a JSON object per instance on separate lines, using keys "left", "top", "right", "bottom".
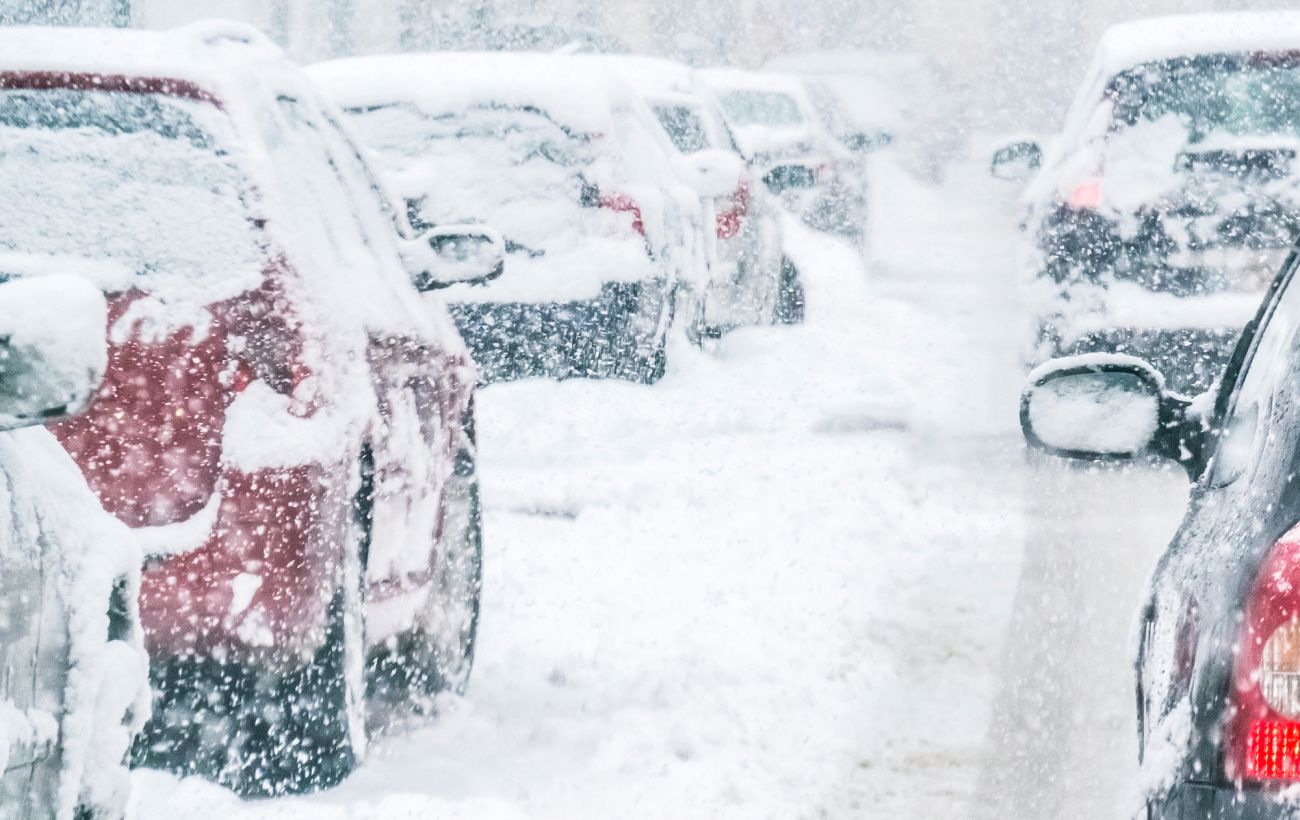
{"left": 129, "top": 158, "right": 1188, "bottom": 819}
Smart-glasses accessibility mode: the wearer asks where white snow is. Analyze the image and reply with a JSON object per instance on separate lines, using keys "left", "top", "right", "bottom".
{"left": 127, "top": 155, "right": 1037, "bottom": 820}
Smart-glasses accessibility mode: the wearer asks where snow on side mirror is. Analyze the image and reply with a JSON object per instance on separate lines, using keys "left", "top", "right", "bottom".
{"left": 676, "top": 149, "right": 747, "bottom": 200}
{"left": 990, "top": 140, "right": 1042, "bottom": 182}
{"left": 0, "top": 275, "right": 107, "bottom": 431}
{"left": 404, "top": 225, "right": 506, "bottom": 292}
{"left": 1020, "top": 355, "right": 1181, "bottom": 462}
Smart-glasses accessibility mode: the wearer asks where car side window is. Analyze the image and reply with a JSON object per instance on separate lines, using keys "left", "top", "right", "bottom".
{"left": 1211, "top": 264, "right": 1300, "bottom": 485}
{"left": 653, "top": 104, "right": 710, "bottom": 153}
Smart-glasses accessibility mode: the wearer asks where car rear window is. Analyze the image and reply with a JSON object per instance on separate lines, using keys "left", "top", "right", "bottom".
{"left": 1108, "top": 53, "right": 1300, "bottom": 140}
{"left": 717, "top": 89, "right": 805, "bottom": 127}
{"left": 0, "top": 87, "right": 263, "bottom": 296}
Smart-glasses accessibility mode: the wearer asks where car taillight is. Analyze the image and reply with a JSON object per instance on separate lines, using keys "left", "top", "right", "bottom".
{"left": 1067, "top": 179, "right": 1103, "bottom": 210}
{"left": 599, "top": 192, "right": 645, "bottom": 236}
{"left": 1228, "top": 526, "right": 1300, "bottom": 782}
{"left": 716, "top": 179, "right": 751, "bottom": 240}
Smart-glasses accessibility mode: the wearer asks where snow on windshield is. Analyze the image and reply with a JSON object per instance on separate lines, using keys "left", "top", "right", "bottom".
{"left": 0, "top": 88, "right": 262, "bottom": 298}
{"left": 342, "top": 101, "right": 653, "bottom": 302}
{"left": 716, "top": 89, "right": 805, "bottom": 127}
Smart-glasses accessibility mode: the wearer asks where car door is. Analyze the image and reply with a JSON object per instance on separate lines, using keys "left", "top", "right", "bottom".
{"left": 267, "top": 93, "right": 472, "bottom": 643}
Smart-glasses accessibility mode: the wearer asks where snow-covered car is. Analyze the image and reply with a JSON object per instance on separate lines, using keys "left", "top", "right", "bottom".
{"left": 0, "top": 23, "right": 492, "bottom": 797}
{"left": 765, "top": 50, "right": 962, "bottom": 181}
{"left": 585, "top": 54, "right": 804, "bottom": 335}
{"left": 310, "top": 52, "right": 704, "bottom": 384}
{"left": 1014, "top": 12, "right": 1300, "bottom": 394}
{"left": 1018, "top": 239, "right": 1300, "bottom": 817}
{"left": 698, "top": 67, "right": 865, "bottom": 238}
{"left": 0, "top": 276, "right": 148, "bottom": 820}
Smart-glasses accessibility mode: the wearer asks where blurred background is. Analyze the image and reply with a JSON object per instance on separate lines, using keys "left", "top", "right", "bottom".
{"left": 0, "top": 0, "right": 1290, "bottom": 135}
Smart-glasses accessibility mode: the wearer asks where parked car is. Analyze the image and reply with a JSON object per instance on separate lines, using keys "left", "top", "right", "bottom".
{"left": 0, "top": 276, "right": 148, "bottom": 820}
{"left": 310, "top": 51, "right": 705, "bottom": 384}
{"left": 585, "top": 54, "right": 804, "bottom": 335}
{"left": 765, "top": 50, "right": 962, "bottom": 181}
{"left": 698, "top": 67, "right": 865, "bottom": 239}
{"left": 1008, "top": 13, "right": 1300, "bottom": 394}
{"left": 1020, "top": 238, "right": 1300, "bottom": 818}
{"left": 0, "top": 22, "right": 495, "bottom": 796}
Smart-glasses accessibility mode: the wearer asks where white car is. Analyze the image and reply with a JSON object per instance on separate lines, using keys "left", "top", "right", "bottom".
{"left": 584, "top": 54, "right": 804, "bottom": 335}
{"left": 698, "top": 67, "right": 866, "bottom": 239}
{"left": 310, "top": 52, "right": 707, "bottom": 384}
{"left": 766, "top": 50, "right": 962, "bottom": 181}
{"left": 0, "top": 276, "right": 148, "bottom": 820}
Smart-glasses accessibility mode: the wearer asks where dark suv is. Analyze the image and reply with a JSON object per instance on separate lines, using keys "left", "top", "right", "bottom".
{"left": 1022, "top": 235, "right": 1300, "bottom": 817}
{"left": 1006, "top": 14, "right": 1300, "bottom": 394}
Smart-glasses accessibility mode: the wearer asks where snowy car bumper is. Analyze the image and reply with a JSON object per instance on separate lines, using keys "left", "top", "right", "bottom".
{"left": 1153, "top": 781, "right": 1300, "bottom": 819}
{"left": 446, "top": 279, "right": 671, "bottom": 384}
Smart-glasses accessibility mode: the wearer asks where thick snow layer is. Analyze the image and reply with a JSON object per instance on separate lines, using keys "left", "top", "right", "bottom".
{"left": 0, "top": 426, "right": 147, "bottom": 820}
{"left": 308, "top": 53, "right": 620, "bottom": 137}
{"left": 311, "top": 53, "right": 704, "bottom": 306}
{"left": 127, "top": 157, "right": 1041, "bottom": 819}
{"left": 1092, "top": 12, "right": 1300, "bottom": 82}
{"left": 0, "top": 276, "right": 106, "bottom": 429}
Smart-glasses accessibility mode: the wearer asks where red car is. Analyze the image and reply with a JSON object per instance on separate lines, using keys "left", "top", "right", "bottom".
{"left": 0, "top": 23, "right": 500, "bottom": 796}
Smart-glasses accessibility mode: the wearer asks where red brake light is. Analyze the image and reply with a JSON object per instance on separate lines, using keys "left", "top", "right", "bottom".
{"left": 1228, "top": 525, "right": 1300, "bottom": 782}
{"left": 1248, "top": 721, "right": 1300, "bottom": 779}
{"left": 599, "top": 193, "right": 645, "bottom": 236}
{"left": 1067, "top": 179, "right": 1103, "bottom": 210}
{"left": 716, "top": 179, "right": 751, "bottom": 240}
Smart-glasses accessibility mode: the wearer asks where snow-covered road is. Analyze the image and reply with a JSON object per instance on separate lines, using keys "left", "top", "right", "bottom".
{"left": 129, "top": 158, "right": 1189, "bottom": 819}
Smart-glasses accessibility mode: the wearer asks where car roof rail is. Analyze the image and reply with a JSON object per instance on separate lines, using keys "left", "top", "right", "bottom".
{"left": 173, "top": 19, "right": 279, "bottom": 53}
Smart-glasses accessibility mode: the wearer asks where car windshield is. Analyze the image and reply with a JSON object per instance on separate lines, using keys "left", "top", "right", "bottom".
{"left": 717, "top": 89, "right": 805, "bottom": 127}
{"left": 342, "top": 102, "right": 604, "bottom": 228}
{"left": 1108, "top": 53, "right": 1300, "bottom": 140}
{"left": 0, "top": 87, "right": 262, "bottom": 292}
{"left": 653, "top": 104, "right": 710, "bottom": 153}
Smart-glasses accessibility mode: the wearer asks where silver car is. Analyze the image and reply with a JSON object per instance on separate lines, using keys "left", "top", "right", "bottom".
{"left": 0, "top": 275, "right": 147, "bottom": 820}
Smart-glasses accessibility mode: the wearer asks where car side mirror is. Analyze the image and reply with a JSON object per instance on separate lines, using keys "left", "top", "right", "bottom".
{"left": 0, "top": 275, "right": 107, "bottom": 431}
{"left": 403, "top": 225, "right": 506, "bottom": 292}
{"left": 844, "top": 130, "right": 892, "bottom": 153}
{"left": 990, "top": 140, "right": 1042, "bottom": 181}
{"left": 762, "top": 164, "right": 817, "bottom": 194}
{"left": 1020, "top": 355, "right": 1204, "bottom": 472}
{"left": 677, "top": 149, "right": 746, "bottom": 199}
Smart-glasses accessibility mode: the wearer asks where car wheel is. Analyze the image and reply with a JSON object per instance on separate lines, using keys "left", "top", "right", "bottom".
{"left": 773, "top": 257, "right": 805, "bottom": 325}
{"left": 131, "top": 481, "right": 367, "bottom": 797}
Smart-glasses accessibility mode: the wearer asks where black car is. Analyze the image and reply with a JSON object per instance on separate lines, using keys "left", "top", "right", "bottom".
{"left": 1021, "top": 236, "right": 1300, "bottom": 817}
{"left": 1004, "top": 15, "right": 1300, "bottom": 395}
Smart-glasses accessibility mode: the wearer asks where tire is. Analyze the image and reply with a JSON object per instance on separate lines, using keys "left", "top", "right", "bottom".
{"left": 773, "top": 257, "right": 806, "bottom": 325}
{"left": 367, "top": 428, "right": 483, "bottom": 707}
{"left": 131, "top": 587, "right": 362, "bottom": 797}
{"left": 131, "top": 470, "right": 368, "bottom": 797}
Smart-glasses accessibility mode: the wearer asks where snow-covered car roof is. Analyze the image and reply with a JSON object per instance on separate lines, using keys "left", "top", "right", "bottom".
{"left": 307, "top": 52, "right": 625, "bottom": 136}
{"left": 1043, "top": 10, "right": 1300, "bottom": 194}
{"left": 0, "top": 20, "right": 289, "bottom": 98}
{"left": 580, "top": 54, "right": 698, "bottom": 100}
{"left": 698, "top": 66, "right": 811, "bottom": 99}
{"left": 1093, "top": 12, "right": 1300, "bottom": 78}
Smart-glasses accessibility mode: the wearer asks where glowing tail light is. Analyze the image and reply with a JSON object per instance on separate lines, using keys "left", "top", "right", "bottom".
{"left": 1067, "top": 179, "right": 1103, "bottom": 210}
{"left": 716, "top": 180, "right": 751, "bottom": 239}
{"left": 599, "top": 193, "right": 645, "bottom": 237}
{"left": 1228, "top": 526, "right": 1300, "bottom": 782}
